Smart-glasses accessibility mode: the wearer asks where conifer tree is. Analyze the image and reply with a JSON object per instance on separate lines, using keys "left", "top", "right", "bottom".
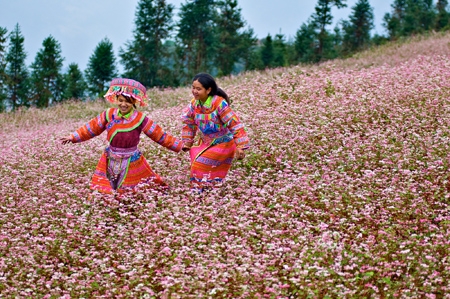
{"left": 0, "top": 27, "right": 8, "bottom": 112}
{"left": 63, "top": 63, "right": 87, "bottom": 100}
{"left": 119, "top": 0, "right": 174, "bottom": 87}
{"left": 85, "top": 38, "right": 117, "bottom": 98}
{"left": 176, "top": 0, "right": 217, "bottom": 82}
{"left": 403, "top": 0, "right": 435, "bottom": 35}
{"left": 5, "top": 24, "right": 29, "bottom": 110}
{"left": 272, "top": 34, "right": 287, "bottom": 68}
{"left": 312, "top": 0, "right": 347, "bottom": 60}
{"left": 342, "top": 0, "right": 374, "bottom": 54}
{"left": 436, "top": 0, "right": 450, "bottom": 30}
{"left": 294, "top": 20, "right": 318, "bottom": 63}
{"left": 30, "top": 35, "right": 64, "bottom": 108}
{"left": 260, "top": 34, "right": 274, "bottom": 68}
{"left": 383, "top": 0, "right": 407, "bottom": 39}
{"left": 215, "top": 0, "right": 256, "bottom": 76}
{"left": 383, "top": 0, "right": 436, "bottom": 39}
{"left": 245, "top": 43, "right": 264, "bottom": 71}
{"left": 328, "top": 25, "right": 343, "bottom": 59}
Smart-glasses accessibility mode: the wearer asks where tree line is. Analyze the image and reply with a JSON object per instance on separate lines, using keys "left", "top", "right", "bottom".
{"left": 0, "top": 0, "right": 449, "bottom": 112}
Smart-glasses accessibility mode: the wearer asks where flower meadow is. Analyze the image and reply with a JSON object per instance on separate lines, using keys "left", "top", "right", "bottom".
{"left": 1, "top": 33, "right": 450, "bottom": 298}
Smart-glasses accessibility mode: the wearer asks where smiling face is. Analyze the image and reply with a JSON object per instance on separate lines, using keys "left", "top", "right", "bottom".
{"left": 192, "top": 80, "right": 212, "bottom": 102}
{"left": 117, "top": 94, "right": 135, "bottom": 115}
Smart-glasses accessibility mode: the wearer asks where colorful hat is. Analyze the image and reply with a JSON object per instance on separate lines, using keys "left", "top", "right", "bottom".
{"left": 104, "top": 78, "right": 148, "bottom": 107}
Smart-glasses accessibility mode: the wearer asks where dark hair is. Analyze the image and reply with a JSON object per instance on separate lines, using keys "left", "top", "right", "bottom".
{"left": 117, "top": 94, "right": 137, "bottom": 109}
{"left": 193, "top": 73, "right": 231, "bottom": 104}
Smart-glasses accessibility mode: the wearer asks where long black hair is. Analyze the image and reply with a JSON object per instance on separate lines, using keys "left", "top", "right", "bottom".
{"left": 193, "top": 73, "right": 231, "bottom": 104}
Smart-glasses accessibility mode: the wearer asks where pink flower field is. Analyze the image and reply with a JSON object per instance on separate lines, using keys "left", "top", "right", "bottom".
{"left": 1, "top": 33, "right": 450, "bottom": 298}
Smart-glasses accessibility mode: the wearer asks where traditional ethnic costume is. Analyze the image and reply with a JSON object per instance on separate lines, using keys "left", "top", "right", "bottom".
{"left": 181, "top": 95, "right": 249, "bottom": 191}
{"left": 69, "top": 78, "right": 183, "bottom": 194}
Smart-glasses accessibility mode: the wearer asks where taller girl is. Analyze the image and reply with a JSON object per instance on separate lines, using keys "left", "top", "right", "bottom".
{"left": 181, "top": 73, "right": 250, "bottom": 192}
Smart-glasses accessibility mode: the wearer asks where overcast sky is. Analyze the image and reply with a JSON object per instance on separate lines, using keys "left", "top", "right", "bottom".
{"left": 1, "top": 0, "right": 393, "bottom": 72}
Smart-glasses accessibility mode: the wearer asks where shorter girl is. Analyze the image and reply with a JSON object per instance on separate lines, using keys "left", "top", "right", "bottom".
{"left": 181, "top": 73, "right": 249, "bottom": 192}
{"left": 61, "top": 78, "right": 183, "bottom": 194}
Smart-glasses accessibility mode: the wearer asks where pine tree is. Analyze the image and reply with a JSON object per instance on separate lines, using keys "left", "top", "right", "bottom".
{"left": 383, "top": 0, "right": 407, "bottom": 39}
{"left": 245, "top": 42, "right": 264, "bottom": 71}
{"left": 403, "top": 0, "right": 435, "bottom": 35}
{"left": 239, "top": 28, "right": 260, "bottom": 71}
{"left": 260, "top": 34, "right": 274, "bottom": 68}
{"left": 312, "top": 0, "right": 347, "bottom": 60}
{"left": 30, "top": 35, "right": 64, "bottom": 108}
{"left": 176, "top": 0, "right": 217, "bottom": 82}
{"left": 85, "top": 38, "right": 117, "bottom": 98}
{"left": 215, "top": 0, "right": 256, "bottom": 76}
{"left": 5, "top": 24, "right": 29, "bottom": 110}
{"left": 272, "top": 34, "right": 287, "bottom": 68}
{"left": 383, "top": 0, "right": 436, "bottom": 39}
{"left": 119, "top": 0, "right": 174, "bottom": 87}
{"left": 63, "top": 63, "right": 87, "bottom": 100}
{"left": 342, "top": 0, "right": 374, "bottom": 54}
{"left": 436, "top": 0, "right": 450, "bottom": 30}
{"left": 328, "top": 25, "right": 343, "bottom": 59}
{"left": 294, "top": 20, "right": 318, "bottom": 63}
{"left": 0, "top": 27, "right": 8, "bottom": 112}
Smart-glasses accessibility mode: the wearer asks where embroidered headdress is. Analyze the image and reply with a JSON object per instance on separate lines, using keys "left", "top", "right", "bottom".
{"left": 104, "top": 78, "right": 148, "bottom": 107}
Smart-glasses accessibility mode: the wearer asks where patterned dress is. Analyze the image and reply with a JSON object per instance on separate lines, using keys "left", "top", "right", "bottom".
{"left": 70, "top": 108, "right": 183, "bottom": 194}
{"left": 181, "top": 95, "right": 249, "bottom": 190}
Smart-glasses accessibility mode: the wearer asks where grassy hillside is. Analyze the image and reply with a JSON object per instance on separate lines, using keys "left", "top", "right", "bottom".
{"left": 1, "top": 32, "right": 450, "bottom": 298}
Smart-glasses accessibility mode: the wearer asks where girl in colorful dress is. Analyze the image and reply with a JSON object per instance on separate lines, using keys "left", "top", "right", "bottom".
{"left": 61, "top": 78, "right": 183, "bottom": 194}
{"left": 181, "top": 73, "right": 249, "bottom": 192}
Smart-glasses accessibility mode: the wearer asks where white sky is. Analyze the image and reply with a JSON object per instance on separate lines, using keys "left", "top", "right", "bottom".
{"left": 1, "top": 0, "right": 393, "bottom": 72}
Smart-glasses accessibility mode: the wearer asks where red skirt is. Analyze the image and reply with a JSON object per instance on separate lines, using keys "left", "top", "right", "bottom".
{"left": 189, "top": 139, "right": 236, "bottom": 190}
{"left": 90, "top": 151, "right": 166, "bottom": 194}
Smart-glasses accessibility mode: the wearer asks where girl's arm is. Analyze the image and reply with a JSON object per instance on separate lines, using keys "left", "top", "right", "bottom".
{"left": 61, "top": 110, "right": 109, "bottom": 144}
{"left": 142, "top": 117, "right": 183, "bottom": 152}
{"left": 181, "top": 102, "right": 197, "bottom": 150}
{"left": 218, "top": 99, "right": 250, "bottom": 150}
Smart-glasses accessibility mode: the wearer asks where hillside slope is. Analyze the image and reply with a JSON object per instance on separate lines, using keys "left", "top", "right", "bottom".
{"left": 1, "top": 32, "right": 450, "bottom": 298}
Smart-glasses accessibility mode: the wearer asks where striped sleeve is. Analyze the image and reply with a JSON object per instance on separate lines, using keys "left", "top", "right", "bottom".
{"left": 181, "top": 101, "right": 197, "bottom": 144}
{"left": 70, "top": 110, "right": 108, "bottom": 143}
{"left": 143, "top": 117, "right": 183, "bottom": 152}
{"left": 218, "top": 99, "right": 249, "bottom": 149}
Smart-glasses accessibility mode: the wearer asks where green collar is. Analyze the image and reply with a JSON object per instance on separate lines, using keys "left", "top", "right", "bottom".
{"left": 118, "top": 108, "right": 134, "bottom": 119}
{"left": 198, "top": 95, "right": 213, "bottom": 108}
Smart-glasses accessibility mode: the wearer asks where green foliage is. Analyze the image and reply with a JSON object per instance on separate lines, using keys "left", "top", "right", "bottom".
{"left": 63, "top": 63, "right": 87, "bottom": 100}
{"left": 342, "top": 0, "right": 374, "bottom": 55}
{"left": 85, "top": 38, "right": 117, "bottom": 98}
{"left": 30, "top": 35, "right": 65, "bottom": 108}
{"left": 273, "top": 34, "right": 288, "bottom": 67}
{"left": 215, "top": 0, "right": 257, "bottom": 76}
{"left": 404, "top": 0, "right": 435, "bottom": 35}
{"left": 312, "top": 0, "right": 347, "bottom": 59}
{"left": 3, "top": 0, "right": 450, "bottom": 109}
{"left": 176, "top": 0, "right": 217, "bottom": 83}
{"left": 295, "top": 19, "right": 319, "bottom": 63}
{"left": 119, "top": 0, "right": 175, "bottom": 88}
{"left": 5, "top": 23, "right": 29, "bottom": 110}
{"left": 245, "top": 47, "right": 264, "bottom": 71}
{"left": 325, "top": 78, "right": 335, "bottom": 97}
{"left": 436, "top": 0, "right": 450, "bottom": 31}
{"left": 260, "top": 34, "right": 274, "bottom": 68}
{"left": 383, "top": 0, "right": 437, "bottom": 40}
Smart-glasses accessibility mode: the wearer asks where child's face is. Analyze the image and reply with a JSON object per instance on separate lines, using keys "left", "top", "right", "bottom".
{"left": 192, "top": 80, "right": 211, "bottom": 102}
{"left": 117, "top": 95, "right": 134, "bottom": 115}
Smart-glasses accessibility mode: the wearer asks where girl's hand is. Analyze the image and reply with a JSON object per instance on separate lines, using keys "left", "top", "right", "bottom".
{"left": 182, "top": 141, "right": 193, "bottom": 152}
{"left": 60, "top": 136, "right": 73, "bottom": 145}
{"left": 235, "top": 148, "right": 245, "bottom": 160}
